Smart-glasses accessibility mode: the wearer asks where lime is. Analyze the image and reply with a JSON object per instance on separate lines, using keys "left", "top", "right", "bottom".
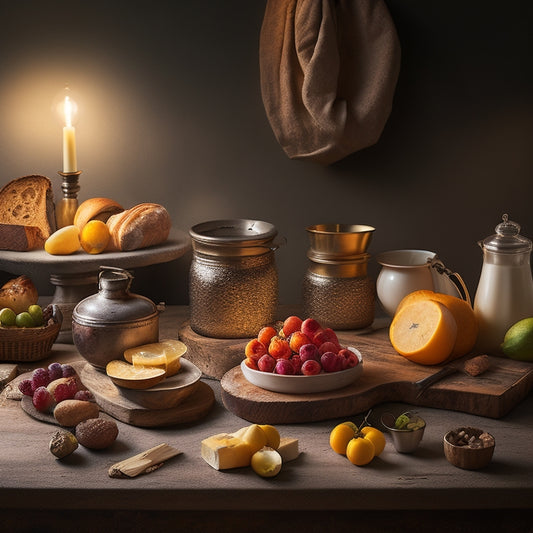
{"left": 0, "top": 307, "right": 16, "bottom": 326}
{"left": 15, "top": 311, "right": 35, "bottom": 328}
{"left": 501, "top": 317, "right": 533, "bottom": 361}
{"left": 28, "top": 304, "right": 44, "bottom": 326}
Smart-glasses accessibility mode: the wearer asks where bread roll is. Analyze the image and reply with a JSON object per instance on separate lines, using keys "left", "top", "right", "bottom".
{"left": 0, "top": 275, "right": 39, "bottom": 314}
{"left": 0, "top": 175, "right": 55, "bottom": 240}
{"left": 74, "top": 197, "right": 124, "bottom": 230}
{"left": 106, "top": 203, "right": 171, "bottom": 252}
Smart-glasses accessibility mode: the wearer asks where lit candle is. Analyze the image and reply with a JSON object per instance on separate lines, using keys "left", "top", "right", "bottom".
{"left": 62, "top": 96, "right": 77, "bottom": 173}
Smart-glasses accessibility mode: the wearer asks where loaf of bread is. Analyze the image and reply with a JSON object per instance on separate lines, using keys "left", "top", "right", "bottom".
{"left": 0, "top": 175, "right": 56, "bottom": 241}
{"left": 0, "top": 223, "right": 46, "bottom": 251}
{"left": 106, "top": 203, "right": 171, "bottom": 251}
{"left": 74, "top": 197, "right": 124, "bottom": 230}
{"left": 0, "top": 275, "right": 39, "bottom": 314}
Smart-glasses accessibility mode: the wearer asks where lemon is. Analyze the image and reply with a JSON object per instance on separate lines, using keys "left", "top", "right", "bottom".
{"left": 501, "top": 317, "right": 533, "bottom": 361}
{"left": 45, "top": 225, "right": 80, "bottom": 255}
{"left": 259, "top": 425, "right": 281, "bottom": 449}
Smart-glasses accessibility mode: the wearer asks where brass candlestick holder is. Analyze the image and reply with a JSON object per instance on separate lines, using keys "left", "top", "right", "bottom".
{"left": 56, "top": 170, "right": 81, "bottom": 228}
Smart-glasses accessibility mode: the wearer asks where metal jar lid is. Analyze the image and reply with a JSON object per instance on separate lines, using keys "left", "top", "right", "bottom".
{"left": 72, "top": 266, "right": 158, "bottom": 326}
{"left": 190, "top": 219, "right": 279, "bottom": 257}
{"left": 480, "top": 214, "right": 532, "bottom": 254}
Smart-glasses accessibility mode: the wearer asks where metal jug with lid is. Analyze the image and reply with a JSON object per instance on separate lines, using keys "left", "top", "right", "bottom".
{"left": 473, "top": 214, "right": 533, "bottom": 355}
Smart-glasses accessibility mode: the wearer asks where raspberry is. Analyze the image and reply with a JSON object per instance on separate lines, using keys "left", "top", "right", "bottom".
{"left": 48, "top": 362, "right": 63, "bottom": 381}
{"left": 53, "top": 380, "right": 78, "bottom": 403}
{"left": 61, "top": 364, "right": 76, "bottom": 378}
{"left": 74, "top": 390, "right": 94, "bottom": 402}
{"left": 18, "top": 379, "right": 34, "bottom": 397}
{"left": 32, "top": 386, "right": 54, "bottom": 412}
{"left": 31, "top": 367, "right": 50, "bottom": 392}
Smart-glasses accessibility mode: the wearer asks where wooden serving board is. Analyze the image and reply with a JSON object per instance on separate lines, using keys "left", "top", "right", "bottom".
{"left": 81, "top": 364, "right": 215, "bottom": 428}
{"left": 220, "top": 329, "right": 533, "bottom": 424}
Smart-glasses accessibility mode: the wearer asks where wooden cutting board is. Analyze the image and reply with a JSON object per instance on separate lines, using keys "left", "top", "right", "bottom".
{"left": 81, "top": 364, "right": 215, "bottom": 428}
{"left": 220, "top": 329, "right": 533, "bottom": 424}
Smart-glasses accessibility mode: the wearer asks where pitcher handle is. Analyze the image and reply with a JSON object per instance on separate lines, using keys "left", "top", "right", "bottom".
{"left": 429, "top": 258, "right": 471, "bottom": 306}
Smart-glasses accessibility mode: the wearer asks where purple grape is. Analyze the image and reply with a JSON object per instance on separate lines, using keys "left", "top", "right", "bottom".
{"left": 301, "top": 359, "right": 322, "bottom": 375}
{"left": 48, "top": 362, "right": 63, "bottom": 381}
{"left": 320, "top": 352, "right": 344, "bottom": 373}
{"left": 257, "top": 354, "right": 276, "bottom": 373}
{"left": 274, "top": 359, "right": 294, "bottom": 375}
{"left": 31, "top": 367, "right": 50, "bottom": 392}
{"left": 32, "top": 386, "right": 54, "bottom": 412}
{"left": 61, "top": 364, "right": 76, "bottom": 378}
{"left": 299, "top": 343, "right": 320, "bottom": 363}
{"left": 74, "top": 389, "right": 94, "bottom": 402}
{"left": 18, "top": 379, "right": 34, "bottom": 397}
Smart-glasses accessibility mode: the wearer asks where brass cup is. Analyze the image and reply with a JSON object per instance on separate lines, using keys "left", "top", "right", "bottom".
{"left": 306, "top": 224, "right": 375, "bottom": 259}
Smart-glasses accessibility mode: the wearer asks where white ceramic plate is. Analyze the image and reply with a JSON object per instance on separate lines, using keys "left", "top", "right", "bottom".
{"left": 240, "top": 348, "right": 363, "bottom": 394}
{"left": 140, "top": 358, "right": 202, "bottom": 391}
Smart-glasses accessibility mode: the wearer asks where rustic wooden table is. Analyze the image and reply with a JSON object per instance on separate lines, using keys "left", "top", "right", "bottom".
{"left": 1, "top": 306, "right": 532, "bottom": 532}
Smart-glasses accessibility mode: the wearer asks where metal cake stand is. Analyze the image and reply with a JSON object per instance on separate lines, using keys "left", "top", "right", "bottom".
{"left": 0, "top": 228, "right": 191, "bottom": 343}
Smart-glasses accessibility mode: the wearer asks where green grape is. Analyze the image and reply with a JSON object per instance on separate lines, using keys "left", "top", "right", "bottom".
{"left": 28, "top": 304, "right": 44, "bottom": 326}
{"left": 0, "top": 307, "right": 16, "bottom": 326}
{"left": 394, "top": 413, "right": 410, "bottom": 430}
{"left": 15, "top": 312, "right": 35, "bottom": 328}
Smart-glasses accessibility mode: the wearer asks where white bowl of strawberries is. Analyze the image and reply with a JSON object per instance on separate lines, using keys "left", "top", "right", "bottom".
{"left": 240, "top": 316, "right": 363, "bottom": 394}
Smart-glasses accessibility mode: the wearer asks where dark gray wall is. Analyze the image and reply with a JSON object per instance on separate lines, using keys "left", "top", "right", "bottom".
{"left": 1, "top": 1, "right": 532, "bottom": 307}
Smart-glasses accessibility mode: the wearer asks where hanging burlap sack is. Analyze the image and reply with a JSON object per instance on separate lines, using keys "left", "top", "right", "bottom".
{"left": 260, "top": 0, "right": 401, "bottom": 165}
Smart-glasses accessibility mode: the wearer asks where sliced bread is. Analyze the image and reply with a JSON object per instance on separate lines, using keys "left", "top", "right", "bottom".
{"left": 0, "top": 175, "right": 56, "bottom": 240}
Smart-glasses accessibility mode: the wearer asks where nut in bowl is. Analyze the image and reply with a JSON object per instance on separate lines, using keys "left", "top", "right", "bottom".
{"left": 443, "top": 426, "right": 495, "bottom": 470}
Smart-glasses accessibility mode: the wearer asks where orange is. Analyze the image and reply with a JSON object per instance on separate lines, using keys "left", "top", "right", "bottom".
{"left": 390, "top": 299, "right": 458, "bottom": 365}
{"left": 80, "top": 219, "right": 110, "bottom": 254}
{"left": 396, "top": 290, "right": 478, "bottom": 360}
{"left": 329, "top": 422, "right": 356, "bottom": 455}
{"left": 346, "top": 437, "right": 375, "bottom": 466}
{"left": 360, "top": 426, "right": 386, "bottom": 456}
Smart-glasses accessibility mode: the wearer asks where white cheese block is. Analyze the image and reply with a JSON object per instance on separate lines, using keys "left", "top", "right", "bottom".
{"left": 277, "top": 437, "right": 299, "bottom": 462}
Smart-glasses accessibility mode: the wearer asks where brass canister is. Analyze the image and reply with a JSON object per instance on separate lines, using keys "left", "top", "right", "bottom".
{"left": 189, "top": 219, "right": 281, "bottom": 338}
{"left": 302, "top": 224, "right": 375, "bottom": 330}
{"left": 302, "top": 253, "right": 375, "bottom": 330}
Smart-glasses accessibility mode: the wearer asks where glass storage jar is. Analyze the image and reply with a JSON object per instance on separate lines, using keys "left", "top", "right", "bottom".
{"left": 189, "top": 219, "right": 281, "bottom": 338}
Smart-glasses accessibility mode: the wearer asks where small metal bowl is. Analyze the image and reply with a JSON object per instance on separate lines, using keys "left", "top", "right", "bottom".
{"left": 381, "top": 412, "right": 426, "bottom": 453}
{"left": 443, "top": 427, "right": 495, "bottom": 470}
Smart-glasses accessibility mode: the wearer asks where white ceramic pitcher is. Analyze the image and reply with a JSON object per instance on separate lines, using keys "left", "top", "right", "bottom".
{"left": 376, "top": 249, "right": 470, "bottom": 316}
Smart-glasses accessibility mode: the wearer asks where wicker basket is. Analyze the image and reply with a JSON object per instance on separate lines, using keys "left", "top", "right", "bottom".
{"left": 0, "top": 305, "right": 62, "bottom": 362}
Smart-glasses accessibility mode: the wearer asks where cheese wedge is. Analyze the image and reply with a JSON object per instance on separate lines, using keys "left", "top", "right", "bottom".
{"left": 201, "top": 424, "right": 271, "bottom": 471}
{"left": 277, "top": 437, "right": 300, "bottom": 462}
{"left": 201, "top": 433, "right": 254, "bottom": 470}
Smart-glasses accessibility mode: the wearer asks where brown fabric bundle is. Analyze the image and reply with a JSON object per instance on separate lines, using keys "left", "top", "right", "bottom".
{"left": 260, "top": 0, "right": 401, "bottom": 165}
